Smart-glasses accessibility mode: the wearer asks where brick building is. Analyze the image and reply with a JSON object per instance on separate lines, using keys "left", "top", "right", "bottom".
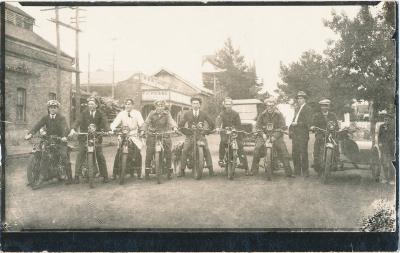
{"left": 4, "top": 3, "right": 75, "bottom": 145}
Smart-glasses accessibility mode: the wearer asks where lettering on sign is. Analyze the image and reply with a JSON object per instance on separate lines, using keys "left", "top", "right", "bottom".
{"left": 142, "top": 90, "right": 191, "bottom": 105}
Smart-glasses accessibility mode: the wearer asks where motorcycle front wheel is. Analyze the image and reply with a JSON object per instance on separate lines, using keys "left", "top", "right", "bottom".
{"left": 195, "top": 147, "right": 204, "bottom": 180}
{"left": 155, "top": 151, "right": 162, "bottom": 184}
{"left": 264, "top": 147, "right": 273, "bottom": 180}
{"left": 119, "top": 153, "right": 128, "bottom": 185}
{"left": 87, "top": 153, "right": 95, "bottom": 188}
{"left": 322, "top": 147, "right": 334, "bottom": 184}
{"left": 27, "top": 154, "right": 40, "bottom": 186}
{"left": 228, "top": 150, "right": 237, "bottom": 180}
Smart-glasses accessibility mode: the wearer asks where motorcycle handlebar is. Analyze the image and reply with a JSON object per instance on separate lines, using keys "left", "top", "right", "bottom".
{"left": 252, "top": 129, "right": 288, "bottom": 135}
{"left": 219, "top": 129, "right": 250, "bottom": 135}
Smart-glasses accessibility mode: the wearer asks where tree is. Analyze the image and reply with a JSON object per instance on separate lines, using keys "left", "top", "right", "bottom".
{"left": 277, "top": 50, "right": 330, "bottom": 106}
{"left": 324, "top": 5, "right": 395, "bottom": 143}
{"left": 212, "top": 38, "right": 262, "bottom": 99}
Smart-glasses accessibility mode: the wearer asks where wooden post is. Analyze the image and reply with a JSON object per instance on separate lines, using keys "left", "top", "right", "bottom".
{"left": 55, "top": 7, "right": 61, "bottom": 101}
{"left": 75, "top": 7, "right": 81, "bottom": 120}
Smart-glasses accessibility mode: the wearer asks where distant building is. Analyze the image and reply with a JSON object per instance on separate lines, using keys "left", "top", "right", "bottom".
{"left": 201, "top": 55, "right": 223, "bottom": 91}
{"left": 116, "top": 69, "right": 214, "bottom": 121}
{"left": 4, "top": 3, "right": 75, "bottom": 145}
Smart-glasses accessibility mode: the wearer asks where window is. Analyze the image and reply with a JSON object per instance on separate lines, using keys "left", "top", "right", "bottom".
{"left": 16, "top": 88, "right": 26, "bottom": 122}
{"left": 49, "top": 92, "right": 57, "bottom": 100}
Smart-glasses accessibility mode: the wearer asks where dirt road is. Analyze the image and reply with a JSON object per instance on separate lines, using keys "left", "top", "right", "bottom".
{"left": 4, "top": 134, "right": 395, "bottom": 230}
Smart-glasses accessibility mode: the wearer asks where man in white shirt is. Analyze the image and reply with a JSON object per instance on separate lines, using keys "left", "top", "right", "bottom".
{"left": 289, "top": 91, "right": 313, "bottom": 177}
{"left": 110, "top": 98, "right": 144, "bottom": 180}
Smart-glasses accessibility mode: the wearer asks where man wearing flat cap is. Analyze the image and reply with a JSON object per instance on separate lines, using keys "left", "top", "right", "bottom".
{"left": 178, "top": 96, "right": 215, "bottom": 177}
{"left": 250, "top": 97, "right": 294, "bottom": 178}
{"left": 140, "top": 99, "right": 178, "bottom": 179}
{"left": 310, "top": 98, "right": 339, "bottom": 174}
{"left": 69, "top": 96, "right": 111, "bottom": 184}
{"left": 289, "top": 91, "right": 313, "bottom": 177}
{"left": 25, "top": 100, "right": 73, "bottom": 188}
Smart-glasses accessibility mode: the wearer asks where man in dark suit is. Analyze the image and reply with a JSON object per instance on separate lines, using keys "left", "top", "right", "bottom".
{"left": 215, "top": 97, "right": 249, "bottom": 174}
{"left": 310, "top": 99, "right": 339, "bottom": 174}
{"left": 69, "top": 97, "right": 111, "bottom": 184}
{"left": 25, "top": 100, "right": 73, "bottom": 188}
{"left": 289, "top": 91, "right": 313, "bottom": 177}
{"left": 178, "top": 96, "right": 215, "bottom": 177}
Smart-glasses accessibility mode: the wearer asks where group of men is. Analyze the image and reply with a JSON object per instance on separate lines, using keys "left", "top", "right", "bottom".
{"left": 25, "top": 90, "right": 395, "bottom": 188}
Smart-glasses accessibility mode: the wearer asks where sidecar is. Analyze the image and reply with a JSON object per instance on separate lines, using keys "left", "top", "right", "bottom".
{"left": 336, "top": 121, "right": 384, "bottom": 181}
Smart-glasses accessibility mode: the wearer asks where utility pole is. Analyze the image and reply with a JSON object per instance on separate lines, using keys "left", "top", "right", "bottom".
{"left": 73, "top": 7, "right": 81, "bottom": 119}
{"left": 70, "top": 7, "right": 86, "bottom": 120}
{"left": 111, "top": 37, "right": 117, "bottom": 99}
{"left": 87, "top": 53, "right": 90, "bottom": 93}
{"left": 41, "top": 6, "right": 69, "bottom": 102}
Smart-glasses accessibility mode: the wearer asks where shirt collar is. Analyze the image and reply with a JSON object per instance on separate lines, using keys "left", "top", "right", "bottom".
{"left": 50, "top": 114, "right": 56, "bottom": 118}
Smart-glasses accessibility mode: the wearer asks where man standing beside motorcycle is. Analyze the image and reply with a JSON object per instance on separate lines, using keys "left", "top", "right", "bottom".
{"left": 289, "top": 91, "right": 313, "bottom": 177}
{"left": 310, "top": 99, "right": 339, "bottom": 174}
{"left": 110, "top": 98, "right": 144, "bottom": 180}
{"left": 250, "top": 97, "right": 294, "bottom": 178}
{"left": 24, "top": 100, "right": 73, "bottom": 187}
{"left": 216, "top": 97, "right": 249, "bottom": 175}
{"left": 69, "top": 97, "right": 111, "bottom": 184}
{"left": 178, "top": 96, "right": 215, "bottom": 177}
{"left": 140, "top": 99, "right": 178, "bottom": 179}
{"left": 378, "top": 111, "right": 395, "bottom": 185}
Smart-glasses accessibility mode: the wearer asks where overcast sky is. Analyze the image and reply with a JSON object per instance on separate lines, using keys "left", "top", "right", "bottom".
{"left": 10, "top": 3, "right": 361, "bottom": 93}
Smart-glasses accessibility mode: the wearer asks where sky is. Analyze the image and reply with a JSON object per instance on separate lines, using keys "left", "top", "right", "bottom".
{"left": 10, "top": 2, "right": 361, "bottom": 94}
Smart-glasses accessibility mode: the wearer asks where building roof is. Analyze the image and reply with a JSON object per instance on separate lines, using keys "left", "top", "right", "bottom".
{"left": 154, "top": 68, "right": 213, "bottom": 95}
{"left": 5, "top": 18, "right": 73, "bottom": 60}
{"left": 5, "top": 3, "right": 34, "bottom": 20}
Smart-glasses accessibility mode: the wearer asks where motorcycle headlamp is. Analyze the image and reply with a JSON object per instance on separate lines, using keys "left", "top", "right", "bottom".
{"left": 39, "top": 128, "right": 47, "bottom": 136}
{"left": 88, "top": 124, "right": 97, "bottom": 133}
{"left": 122, "top": 126, "right": 129, "bottom": 134}
{"left": 327, "top": 121, "right": 336, "bottom": 131}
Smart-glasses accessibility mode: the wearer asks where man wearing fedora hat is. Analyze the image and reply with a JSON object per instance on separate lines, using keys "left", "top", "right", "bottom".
{"left": 25, "top": 100, "right": 73, "bottom": 188}
{"left": 310, "top": 98, "right": 339, "bottom": 174}
{"left": 289, "top": 91, "right": 313, "bottom": 177}
{"left": 69, "top": 96, "right": 111, "bottom": 184}
{"left": 378, "top": 111, "right": 395, "bottom": 184}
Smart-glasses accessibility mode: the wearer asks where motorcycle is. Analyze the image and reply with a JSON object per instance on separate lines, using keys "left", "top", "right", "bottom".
{"left": 253, "top": 123, "right": 287, "bottom": 180}
{"left": 26, "top": 127, "right": 71, "bottom": 189}
{"left": 113, "top": 126, "right": 142, "bottom": 185}
{"left": 145, "top": 129, "right": 177, "bottom": 184}
{"left": 77, "top": 124, "right": 108, "bottom": 188}
{"left": 179, "top": 123, "right": 214, "bottom": 180}
{"left": 219, "top": 127, "right": 248, "bottom": 180}
{"left": 313, "top": 121, "right": 342, "bottom": 183}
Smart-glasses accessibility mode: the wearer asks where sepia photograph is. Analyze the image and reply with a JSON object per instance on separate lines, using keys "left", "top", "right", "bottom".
{"left": 1, "top": 0, "right": 397, "bottom": 237}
